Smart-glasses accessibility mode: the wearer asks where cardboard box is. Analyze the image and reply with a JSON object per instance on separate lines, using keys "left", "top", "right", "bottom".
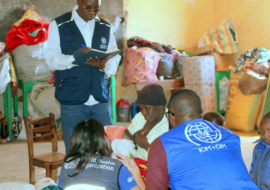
{"left": 185, "top": 84, "right": 217, "bottom": 112}
{"left": 182, "top": 56, "right": 215, "bottom": 85}
{"left": 191, "top": 44, "right": 234, "bottom": 71}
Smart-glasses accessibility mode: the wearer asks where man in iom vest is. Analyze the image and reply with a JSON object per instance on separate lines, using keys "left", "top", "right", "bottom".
{"left": 146, "top": 89, "right": 259, "bottom": 190}
{"left": 45, "top": 0, "right": 121, "bottom": 154}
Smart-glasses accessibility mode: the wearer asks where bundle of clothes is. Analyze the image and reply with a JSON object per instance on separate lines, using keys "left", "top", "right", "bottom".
{"left": 6, "top": 7, "right": 52, "bottom": 82}
{"left": 233, "top": 47, "right": 270, "bottom": 77}
{"left": 122, "top": 36, "right": 187, "bottom": 86}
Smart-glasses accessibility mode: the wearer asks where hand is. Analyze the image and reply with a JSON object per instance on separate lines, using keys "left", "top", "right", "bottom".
{"left": 116, "top": 153, "right": 146, "bottom": 190}
{"left": 86, "top": 56, "right": 110, "bottom": 71}
{"left": 133, "top": 132, "right": 150, "bottom": 151}
{"left": 116, "top": 153, "right": 138, "bottom": 174}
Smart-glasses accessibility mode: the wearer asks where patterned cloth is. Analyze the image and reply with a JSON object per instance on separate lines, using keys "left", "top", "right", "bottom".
{"left": 122, "top": 47, "right": 161, "bottom": 86}
{"left": 202, "top": 21, "right": 238, "bottom": 54}
{"left": 128, "top": 111, "right": 169, "bottom": 161}
{"left": 182, "top": 56, "right": 215, "bottom": 85}
{"left": 185, "top": 84, "right": 217, "bottom": 112}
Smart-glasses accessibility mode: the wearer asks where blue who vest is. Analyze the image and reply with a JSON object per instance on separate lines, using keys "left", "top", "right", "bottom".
{"left": 159, "top": 118, "right": 259, "bottom": 190}
{"left": 54, "top": 12, "right": 111, "bottom": 105}
{"left": 61, "top": 155, "right": 123, "bottom": 189}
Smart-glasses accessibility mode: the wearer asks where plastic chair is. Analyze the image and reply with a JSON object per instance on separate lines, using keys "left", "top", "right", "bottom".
{"left": 18, "top": 80, "right": 39, "bottom": 118}
{"left": 24, "top": 113, "right": 66, "bottom": 184}
{"left": 19, "top": 75, "right": 117, "bottom": 124}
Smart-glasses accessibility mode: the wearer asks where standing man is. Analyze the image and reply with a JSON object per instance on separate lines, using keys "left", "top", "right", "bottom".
{"left": 45, "top": 0, "right": 121, "bottom": 154}
{"left": 146, "top": 89, "right": 259, "bottom": 190}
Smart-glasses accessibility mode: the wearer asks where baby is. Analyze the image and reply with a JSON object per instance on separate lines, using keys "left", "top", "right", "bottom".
{"left": 249, "top": 111, "right": 270, "bottom": 190}
{"left": 203, "top": 111, "right": 224, "bottom": 126}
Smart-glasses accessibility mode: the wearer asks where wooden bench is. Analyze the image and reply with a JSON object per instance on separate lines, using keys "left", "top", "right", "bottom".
{"left": 135, "top": 78, "right": 185, "bottom": 94}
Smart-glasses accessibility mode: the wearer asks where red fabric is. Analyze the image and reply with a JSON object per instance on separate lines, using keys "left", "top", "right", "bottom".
{"left": 134, "top": 157, "right": 147, "bottom": 183}
{"left": 6, "top": 18, "right": 50, "bottom": 51}
{"left": 145, "top": 138, "right": 170, "bottom": 190}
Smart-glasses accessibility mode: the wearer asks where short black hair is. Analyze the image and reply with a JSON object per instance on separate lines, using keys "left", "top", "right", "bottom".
{"left": 168, "top": 89, "right": 202, "bottom": 117}
{"left": 203, "top": 112, "right": 224, "bottom": 126}
{"left": 262, "top": 111, "right": 270, "bottom": 120}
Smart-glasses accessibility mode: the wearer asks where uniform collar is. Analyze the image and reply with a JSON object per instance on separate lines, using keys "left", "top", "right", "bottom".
{"left": 254, "top": 138, "right": 269, "bottom": 147}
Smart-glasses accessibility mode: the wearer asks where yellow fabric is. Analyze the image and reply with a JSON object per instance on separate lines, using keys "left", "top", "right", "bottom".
{"left": 128, "top": 111, "right": 168, "bottom": 160}
{"left": 14, "top": 7, "right": 46, "bottom": 27}
{"left": 8, "top": 52, "right": 16, "bottom": 83}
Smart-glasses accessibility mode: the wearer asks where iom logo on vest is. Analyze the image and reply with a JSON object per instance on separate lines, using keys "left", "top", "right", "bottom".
{"left": 100, "top": 37, "right": 107, "bottom": 49}
{"left": 184, "top": 122, "right": 227, "bottom": 153}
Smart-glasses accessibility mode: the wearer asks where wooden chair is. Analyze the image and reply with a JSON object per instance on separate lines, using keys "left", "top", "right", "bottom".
{"left": 24, "top": 113, "right": 66, "bottom": 184}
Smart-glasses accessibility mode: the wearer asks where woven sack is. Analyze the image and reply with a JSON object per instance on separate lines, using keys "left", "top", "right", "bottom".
{"left": 225, "top": 71, "right": 243, "bottom": 116}
{"left": 224, "top": 90, "right": 262, "bottom": 132}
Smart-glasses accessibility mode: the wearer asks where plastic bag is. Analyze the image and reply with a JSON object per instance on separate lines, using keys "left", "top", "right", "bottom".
{"left": 0, "top": 53, "right": 11, "bottom": 95}
{"left": 35, "top": 178, "right": 57, "bottom": 190}
{"left": 12, "top": 42, "right": 52, "bottom": 81}
{"left": 219, "top": 76, "right": 230, "bottom": 111}
{"left": 238, "top": 70, "right": 267, "bottom": 95}
{"left": 172, "top": 55, "right": 188, "bottom": 78}
{"left": 17, "top": 119, "right": 27, "bottom": 141}
{"left": 156, "top": 53, "right": 174, "bottom": 79}
{"left": 28, "top": 83, "right": 60, "bottom": 120}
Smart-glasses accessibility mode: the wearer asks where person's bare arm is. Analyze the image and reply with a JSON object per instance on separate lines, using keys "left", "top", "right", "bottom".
{"left": 116, "top": 154, "right": 145, "bottom": 190}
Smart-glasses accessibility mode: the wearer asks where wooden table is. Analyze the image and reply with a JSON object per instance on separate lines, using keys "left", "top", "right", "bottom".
{"left": 135, "top": 78, "right": 185, "bottom": 94}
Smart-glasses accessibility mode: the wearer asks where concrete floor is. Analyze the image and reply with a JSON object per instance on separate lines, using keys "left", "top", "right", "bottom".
{"left": 0, "top": 124, "right": 260, "bottom": 185}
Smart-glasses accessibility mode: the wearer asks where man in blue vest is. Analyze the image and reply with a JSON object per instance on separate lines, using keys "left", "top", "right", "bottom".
{"left": 146, "top": 89, "right": 259, "bottom": 190}
{"left": 45, "top": 0, "right": 121, "bottom": 154}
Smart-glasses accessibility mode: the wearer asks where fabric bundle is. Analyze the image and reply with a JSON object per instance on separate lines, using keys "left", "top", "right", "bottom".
{"left": 6, "top": 7, "right": 50, "bottom": 51}
{"left": 199, "top": 19, "right": 238, "bottom": 54}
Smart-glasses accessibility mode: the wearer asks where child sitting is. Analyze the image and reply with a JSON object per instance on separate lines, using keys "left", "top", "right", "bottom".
{"left": 249, "top": 111, "right": 270, "bottom": 190}
{"left": 203, "top": 111, "right": 224, "bottom": 126}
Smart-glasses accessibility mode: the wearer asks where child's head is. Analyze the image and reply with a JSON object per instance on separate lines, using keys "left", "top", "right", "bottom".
{"left": 260, "top": 111, "right": 270, "bottom": 144}
{"left": 203, "top": 112, "right": 224, "bottom": 126}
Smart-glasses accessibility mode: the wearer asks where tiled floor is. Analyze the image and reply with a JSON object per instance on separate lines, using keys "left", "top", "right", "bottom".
{"left": 0, "top": 123, "right": 260, "bottom": 184}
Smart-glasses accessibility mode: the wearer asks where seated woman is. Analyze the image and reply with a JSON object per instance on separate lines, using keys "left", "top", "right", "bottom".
{"left": 122, "top": 84, "right": 169, "bottom": 179}
{"left": 58, "top": 119, "right": 145, "bottom": 190}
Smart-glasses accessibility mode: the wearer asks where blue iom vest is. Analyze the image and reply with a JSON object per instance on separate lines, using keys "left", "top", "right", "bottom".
{"left": 159, "top": 118, "right": 259, "bottom": 190}
{"left": 54, "top": 12, "right": 111, "bottom": 105}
